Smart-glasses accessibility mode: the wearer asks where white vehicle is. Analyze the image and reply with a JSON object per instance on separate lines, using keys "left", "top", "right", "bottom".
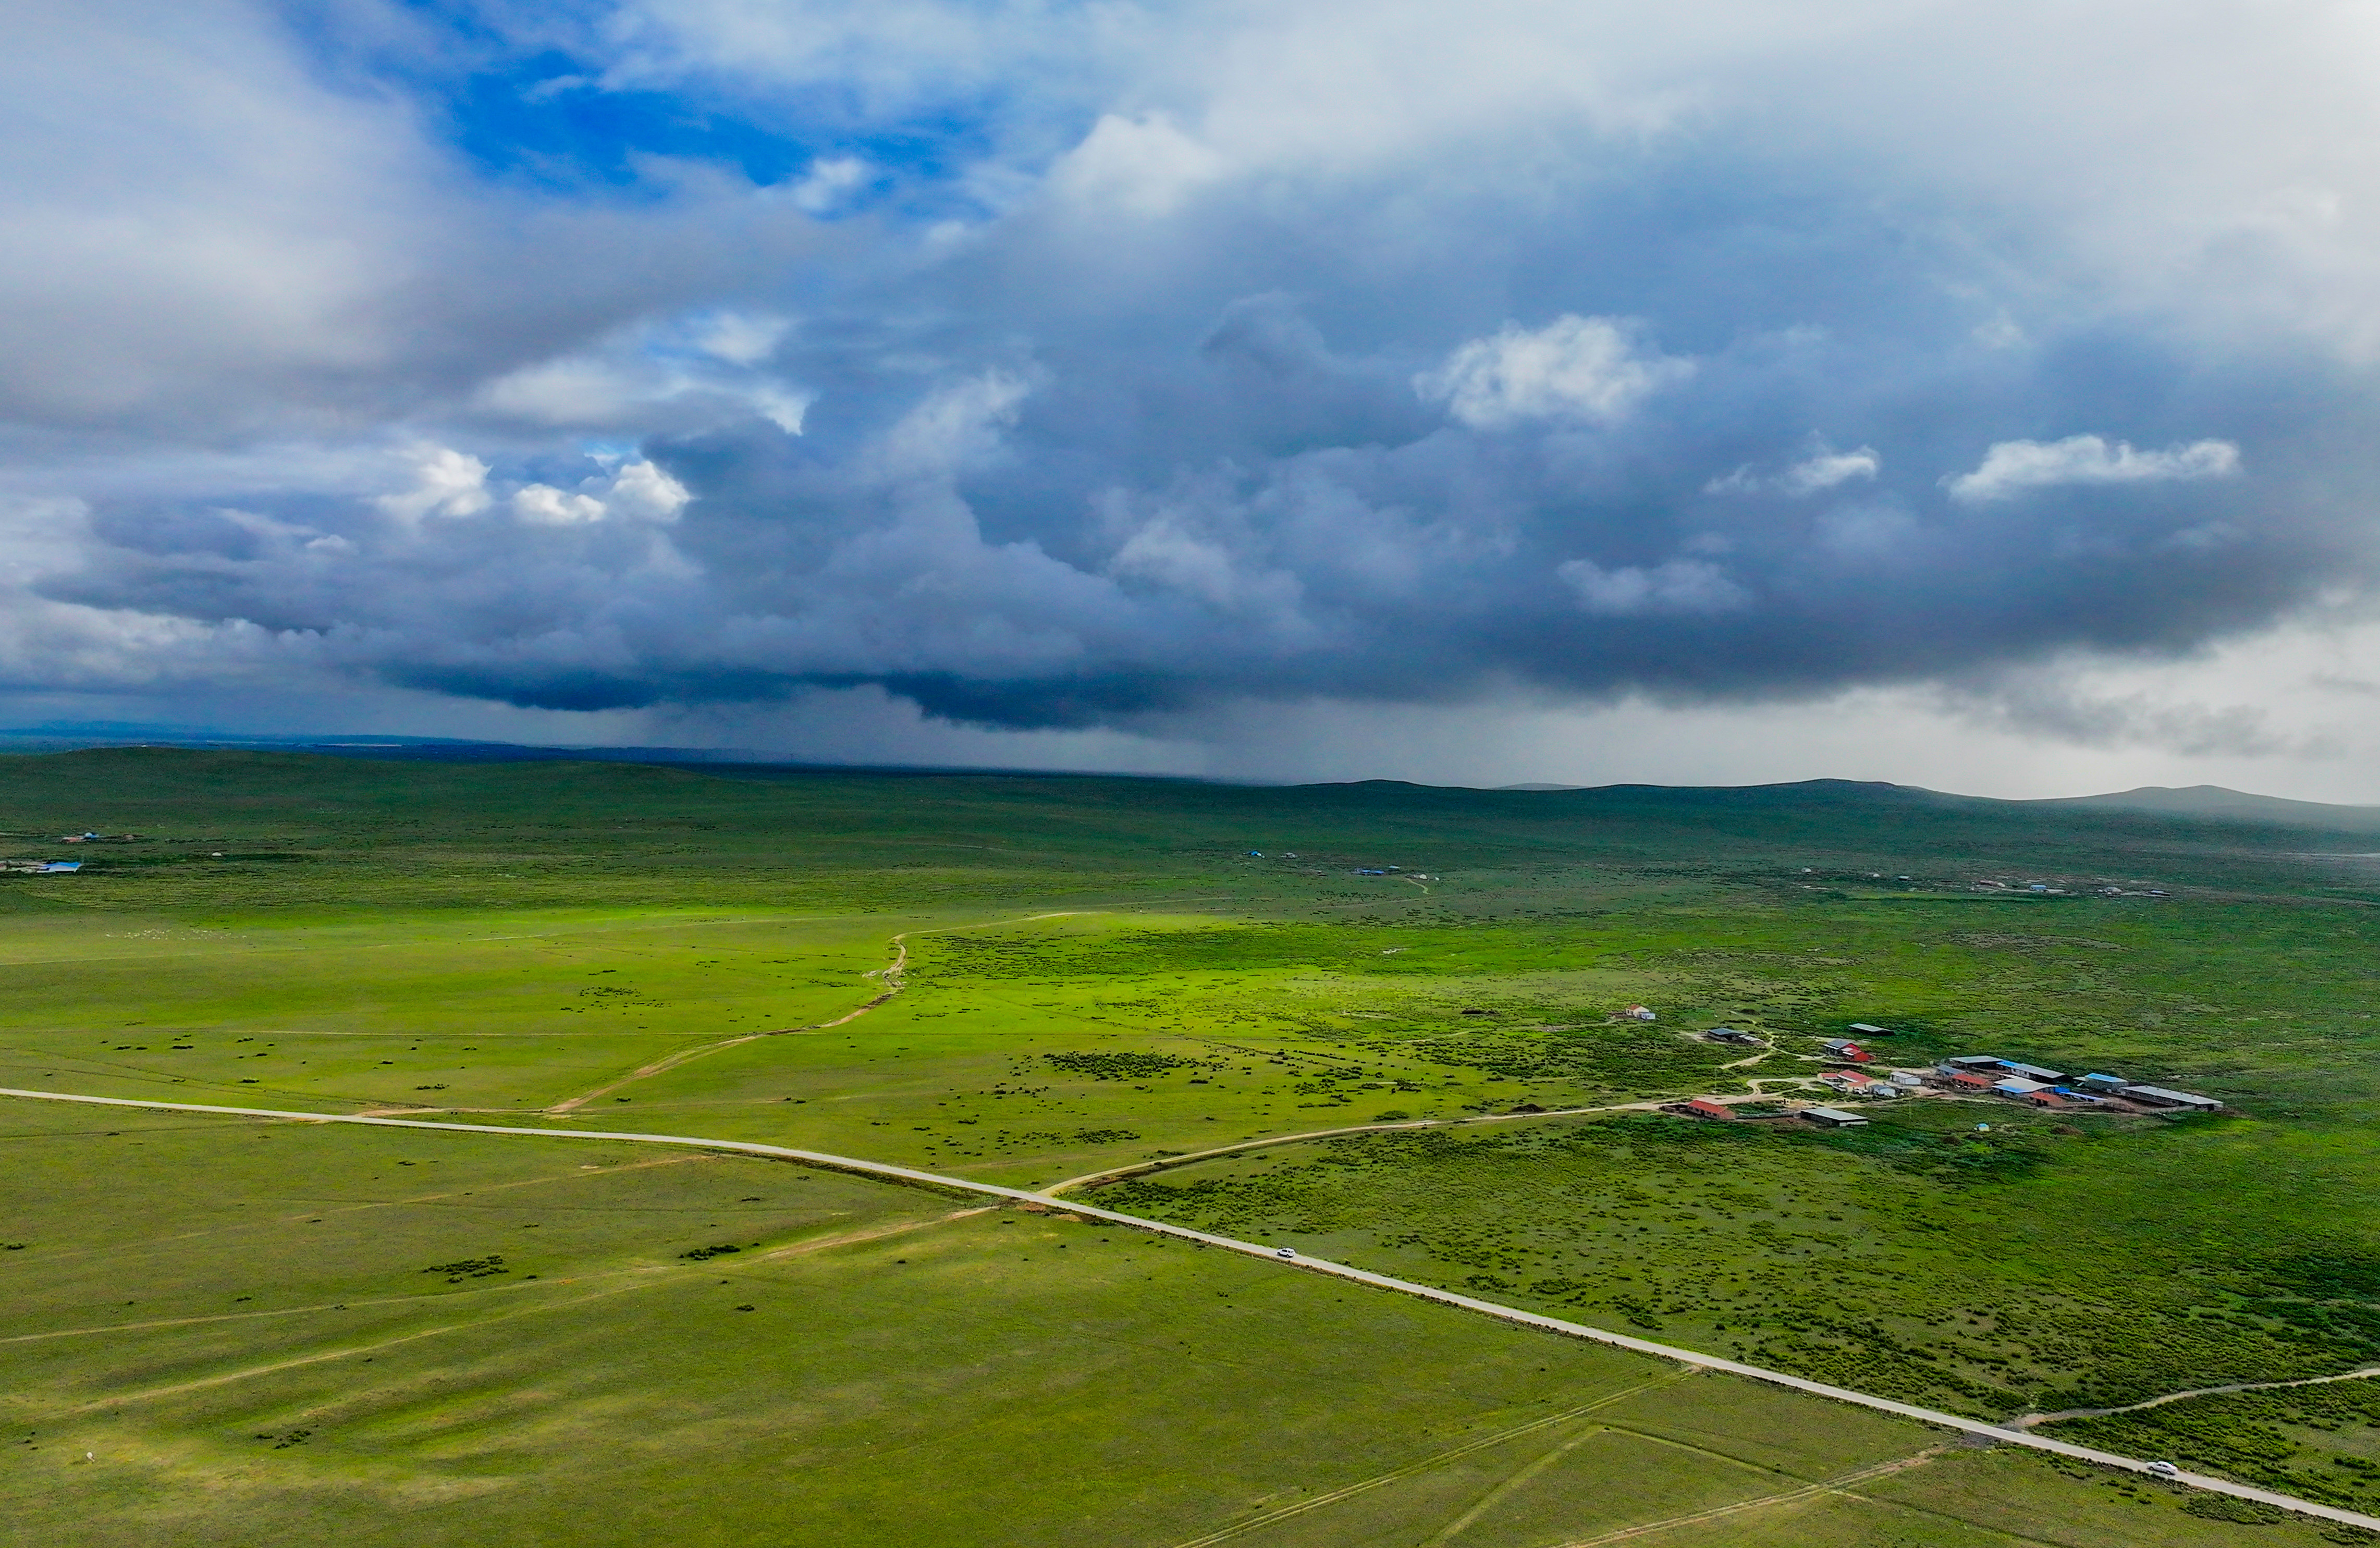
{"left": 1275, "top": 1247, "right": 1296, "bottom": 1259}
{"left": 2146, "top": 1460, "right": 2179, "bottom": 1479}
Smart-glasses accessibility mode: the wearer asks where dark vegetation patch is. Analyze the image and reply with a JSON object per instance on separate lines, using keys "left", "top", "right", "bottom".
{"left": 1041, "top": 1051, "right": 1210, "bottom": 1080}
{"left": 1102, "top": 1113, "right": 2380, "bottom": 1420}
{"left": 2181, "top": 1493, "right": 2291, "bottom": 1525}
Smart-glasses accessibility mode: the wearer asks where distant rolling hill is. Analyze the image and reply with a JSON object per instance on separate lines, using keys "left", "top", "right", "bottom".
{"left": 2043, "top": 784, "right": 2380, "bottom": 833}
{"left": 1481, "top": 777, "right": 2380, "bottom": 834}
{"left": 7, "top": 722, "right": 2379, "bottom": 838}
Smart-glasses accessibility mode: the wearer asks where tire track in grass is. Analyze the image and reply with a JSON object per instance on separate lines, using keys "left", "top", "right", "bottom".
{"left": 43, "top": 1275, "right": 677, "bottom": 1417}
{"left": 1420, "top": 1419, "right": 1627, "bottom": 1545}
{"left": 5, "top": 1153, "right": 705, "bottom": 1273}
{"left": 4, "top": 1206, "right": 982, "bottom": 1349}
{"left": 1547, "top": 1448, "right": 1944, "bottom": 1546}
{"left": 1167, "top": 1373, "right": 1690, "bottom": 1548}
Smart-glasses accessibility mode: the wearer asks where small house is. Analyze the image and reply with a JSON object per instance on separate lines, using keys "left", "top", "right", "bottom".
{"left": 1821, "top": 1038, "right": 1875, "bottom": 1062}
{"left": 1683, "top": 1098, "right": 1732, "bottom": 1120}
{"left": 1947, "top": 1071, "right": 1995, "bottom": 1091}
{"left": 2022, "top": 1089, "right": 2065, "bottom": 1108}
{"left": 1618, "top": 1005, "right": 1657, "bottom": 1022}
{"left": 1799, "top": 1105, "right": 1869, "bottom": 1128}
{"left": 2002, "top": 1061, "right": 2065, "bottom": 1083}
{"left": 2120, "top": 1085, "right": 2223, "bottom": 1113}
{"left": 1847, "top": 1022, "right": 1893, "bottom": 1036}
{"left": 1705, "top": 1027, "right": 1761, "bottom": 1045}
{"left": 1992, "top": 1077, "right": 2048, "bottom": 1098}
{"left": 2079, "top": 1073, "right": 2128, "bottom": 1092}
{"left": 1944, "top": 1055, "right": 2006, "bottom": 1070}
{"left": 1887, "top": 1070, "right": 1925, "bottom": 1089}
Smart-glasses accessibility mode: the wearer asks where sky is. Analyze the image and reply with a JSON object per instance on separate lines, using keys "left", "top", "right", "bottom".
{"left": 5, "top": 0, "right": 2380, "bottom": 798}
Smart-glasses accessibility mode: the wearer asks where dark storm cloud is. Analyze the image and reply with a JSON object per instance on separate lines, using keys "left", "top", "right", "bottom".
{"left": 9, "top": 1, "right": 2380, "bottom": 734}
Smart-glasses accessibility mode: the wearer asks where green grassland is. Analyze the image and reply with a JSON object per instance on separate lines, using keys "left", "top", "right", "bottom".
{"left": 5, "top": 748, "right": 2380, "bottom": 1541}
{"left": 0, "top": 1099, "right": 2338, "bottom": 1548}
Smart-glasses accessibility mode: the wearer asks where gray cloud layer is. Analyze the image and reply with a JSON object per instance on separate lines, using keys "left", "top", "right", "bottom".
{"left": 6, "top": 0, "right": 2379, "bottom": 739}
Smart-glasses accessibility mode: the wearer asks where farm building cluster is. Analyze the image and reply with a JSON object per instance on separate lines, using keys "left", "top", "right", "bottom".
{"left": 1670, "top": 1021, "right": 2226, "bottom": 1129}
{"left": 1970, "top": 877, "right": 2168, "bottom": 897}
{"left": 0, "top": 832, "right": 134, "bottom": 874}
{"left": 1924, "top": 1055, "right": 2223, "bottom": 1113}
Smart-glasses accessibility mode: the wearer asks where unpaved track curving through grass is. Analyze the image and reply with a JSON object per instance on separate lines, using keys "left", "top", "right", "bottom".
{"left": 1040, "top": 1100, "right": 1668, "bottom": 1196}
{"left": 542, "top": 911, "right": 1088, "bottom": 1114}
{"left": 544, "top": 937, "right": 912, "bottom": 1113}
{"left": 9, "top": 1084, "right": 2379, "bottom": 1537}
{"left": 2013, "top": 1364, "right": 2380, "bottom": 1429}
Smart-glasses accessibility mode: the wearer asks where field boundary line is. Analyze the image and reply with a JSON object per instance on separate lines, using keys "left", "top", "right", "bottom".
{"left": 7, "top": 1085, "right": 2379, "bottom": 1537}
{"left": 1420, "top": 1409, "right": 1674, "bottom": 1546}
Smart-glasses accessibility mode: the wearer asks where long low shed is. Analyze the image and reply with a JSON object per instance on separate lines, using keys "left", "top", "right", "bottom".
{"left": 2121, "top": 1085, "right": 2224, "bottom": 1112}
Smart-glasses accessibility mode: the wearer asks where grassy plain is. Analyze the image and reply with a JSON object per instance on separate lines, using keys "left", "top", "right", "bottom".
{"left": 0, "top": 1098, "right": 2335, "bottom": 1548}
{"left": 4, "top": 748, "right": 2380, "bottom": 1542}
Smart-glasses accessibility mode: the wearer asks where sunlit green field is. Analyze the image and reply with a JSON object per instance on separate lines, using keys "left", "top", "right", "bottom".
{"left": 5, "top": 747, "right": 2380, "bottom": 1542}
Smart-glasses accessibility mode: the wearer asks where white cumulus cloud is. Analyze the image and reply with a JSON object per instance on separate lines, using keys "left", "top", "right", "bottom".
{"left": 376, "top": 445, "right": 490, "bottom": 522}
{"left": 1708, "top": 445, "right": 1881, "bottom": 496}
{"left": 1945, "top": 435, "right": 2242, "bottom": 503}
{"left": 1418, "top": 315, "right": 1691, "bottom": 430}
{"left": 512, "top": 459, "right": 692, "bottom": 526}
{"left": 1050, "top": 114, "right": 1228, "bottom": 218}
